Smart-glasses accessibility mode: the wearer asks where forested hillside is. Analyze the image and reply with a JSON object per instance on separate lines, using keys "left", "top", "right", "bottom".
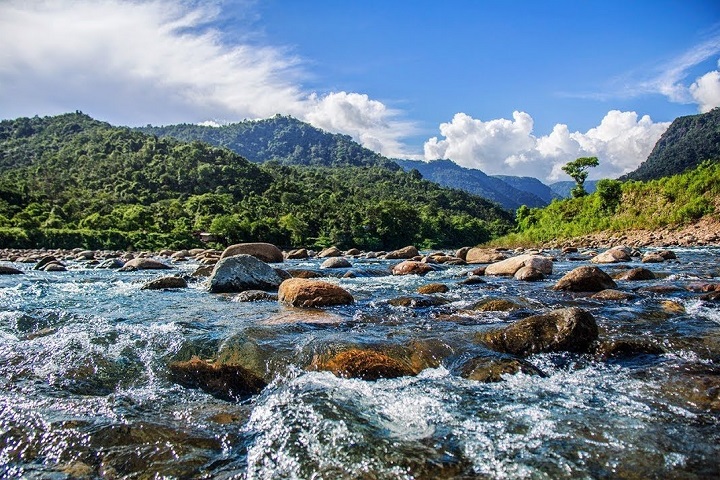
{"left": 0, "top": 113, "right": 514, "bottom": 250}
{"left": 138, "top": 115, "right": 397, "bottom": 168}
{"left": 621, "top": 108, "right": 720, "bottom": 181}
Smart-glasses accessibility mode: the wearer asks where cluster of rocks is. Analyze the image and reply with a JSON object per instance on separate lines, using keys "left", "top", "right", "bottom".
{"left": 3, "top": 241, "right": 717, "bottom": 406}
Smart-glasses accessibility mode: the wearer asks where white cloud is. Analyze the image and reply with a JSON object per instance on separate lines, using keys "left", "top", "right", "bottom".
{"left": 424, "top": 110, "right": 671, "bottom": 181}
{"left": 690, "top": 65, "right": 720, "bottom": 113}
{"left": 0, "top": 0, "right": 413, "bottom": 157}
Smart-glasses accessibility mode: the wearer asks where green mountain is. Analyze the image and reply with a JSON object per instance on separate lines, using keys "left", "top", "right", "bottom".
{"left": 396, "top": 159, "right": 548, "bottom": 210}
{"left": 621, "top": 108, "right": 720, "bottom": 181}
{"left": 138, "top": 115, "right": 397, "bottom": 169}
{"left": 0, "top": 113, "right": 514, "bottom": 250}
{"left": 492, "top": 175, "right": 559, "bottom": 204}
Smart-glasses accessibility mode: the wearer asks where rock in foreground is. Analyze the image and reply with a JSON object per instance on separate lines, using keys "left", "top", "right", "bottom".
{"left": 478, "top": 307, "right": 599, "bottom": 356}
{"left": 168, "top": 356, "right": 267, "bottom": 401}
{"left": 278, "top": 278, "right": 354, "bottom": 308}
{"left": 311, "top": 348, "right": 416, "bottom": 380}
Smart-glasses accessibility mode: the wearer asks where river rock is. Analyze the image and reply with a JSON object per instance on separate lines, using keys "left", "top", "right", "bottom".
{"left": 455, "top": 247, "right": 472, "bottom": 261}
{"left": 219, "top": 243, "right": 284, "bottom": 263}
{"left": 417, "top": 283, "right": 449, "bottom": 294}
{"left": 141, "top": 276, "right": 188, "bottom": 290}
{"left": 285, "top": 248, "right": 309, "bottom": 260}
{"left": 614, "top": 267, "right": 656, "bottom": 281}
{"left": 168, "top": 356, "right": 267, "bottom": 401}
{"left": 591, "top": 246, "right": 632, "bottom": 264}
{"left": 33, "top": 255, "right": 58, "bottom": 270}
{"left": 471, "top": 298, "right": 524, "bottom": 312}
{"left": 459, "top": 275, "right": 485, "bottom": 285}
{"left": 311, "top": 348, "right": 416, "bottom": 380}
{"left": 460, "top": 356, "right": 544, "bottom": 382}
{"left": 96, "top": 258, "right": 125, "bottom": 269}
{"left": 320, "top": 257, "right": 352, "bottom": 269}
{"left": 485, "top": 254, "right": 553, "bottom": 276}
{"left": 391, "top": 261, "right": 434, "bottom": 276}
{"left": 233, "top": 290, "right": 278, "bottom": 302}
{"left": 278, "top": 278, "right": 354, "bottom": 308}
{"left": 208, "top": 255, "right": 283, "bottom": 293}
{"left": 514, "top": 266, "right": 545, "bottom": 281}
{"left": 465, "top": 248, "right": 507, "bottom": 264}
{"left": 285, "top": 269, "right": 323, "bottom": 279}
{"left": 118, "top": 258, "right": 172, "bottom": 271}
{"left": 76, "top": 250, "right": 96, "bottom": 260}
{"left": 388, "top": 295, "right": 449, "bottom": 308}
{"left": 384, "top": 245, "right": 419, "bottom": 260}
{"left": 0, "top": 265, "right": 23, "bottom": 274}
{"left": 42, "top": 262, "right": 67, "bottom": 272}
{"left": 478, "top": 307, "right": 599, "bottom": 356}
{"left": 345, "top": 248, "right": 362, "bottom": 256}
{"left": 553, "top": 266, "right": 617, "bottom": 292}
{"left": 595, "top": 339, "right": 664, "bottom": 359}
{"left": 191, "top": 265, "right": 214, "bottom": 277}
{"left": 591, "top": 289, "right": 636, "bottom": 301}
{"left": 642, "top": 253, "right": 665, "bottom": 263}
{"left": 318, "top": 246, "right": 342, "bottom": 258}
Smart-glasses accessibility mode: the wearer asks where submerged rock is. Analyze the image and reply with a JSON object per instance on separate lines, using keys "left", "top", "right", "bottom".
{"left": 278, "top": 278, "right": 354, "bottom": 308}
{"left": 208, "top": 255, "right": 283, "bottom": 293}
{"left": 234, "top": 290, "right": 278, "bottom": 302}
{"left": 595, "top": 339, "right": 665, "bottom": 359}
{"left": 220, "top": 242, "right": 284, "bottom": 263}
{"left": 141, "top": 276, "right": 188, "bottom": 290}
{"left": 478, "top": 307, "right": 598, "bottom": 356}
{"left": 459, "top": 356, "right": 544, "bottom": 382}
{"left": 388, "top": 295, "right": 449, "bottom": 308}
{"left": 553, "top": 266, "right": 617, "bottom": 292}
{"left": 168, "top": 356, "right": 267, "bottom": 401}
{"left": 417, "top": 283, "right": 449, "bottom": 294}
{"left": 310, "top": 348, "right": 416, "bottom": 380}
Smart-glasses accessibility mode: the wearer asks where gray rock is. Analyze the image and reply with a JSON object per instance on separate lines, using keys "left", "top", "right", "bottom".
{"left": 320, "top": 257, "right": 352, "bottom": 269}
{"left": 208, "top": 254, "right": 283, "bottom": 293}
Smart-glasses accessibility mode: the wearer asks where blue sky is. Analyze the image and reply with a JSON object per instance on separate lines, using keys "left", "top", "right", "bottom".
{"left": 1, "top": 0, "right": 719, "bottom": 181}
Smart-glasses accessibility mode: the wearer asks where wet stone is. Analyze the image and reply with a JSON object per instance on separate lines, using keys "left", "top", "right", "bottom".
{"left": 168, "top": 356, "right": 267, "bottom": 401}
{"left": 417, "top": 283, "right": 449, "bottom": 294}
{"left": 310, "top": 348, "right": 417, "bottom": 381}
{"left": 459, "top": 356, "right": 545, "bottom": 383}
{"left": 141, "top": 276, "right": 188, "bottom": 290}
{"left": 388, "top": 295, "right": 450, "bottom": 308}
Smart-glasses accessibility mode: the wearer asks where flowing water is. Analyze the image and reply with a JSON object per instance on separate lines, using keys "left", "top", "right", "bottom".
{"left": 1, "top": 248, "right": 719, "bottom": 479}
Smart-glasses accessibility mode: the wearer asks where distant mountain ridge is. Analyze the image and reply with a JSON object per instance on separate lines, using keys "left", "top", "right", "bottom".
{"left": 395, "top": 159, "right": 549, "bottom": 210}
{"left": 621, "top": 108, "right": 720, "bottom": 181}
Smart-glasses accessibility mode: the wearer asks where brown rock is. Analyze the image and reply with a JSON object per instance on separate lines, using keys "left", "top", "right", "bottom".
{"left": 455, "top": 246, "right": 471, "bottom": 261}
{"left": 514, "top": 266, "right": 545, "bottom": 281}
{"left": 220, "top": 243, "right": 284, "bottom": 263}
{"left": 320, "top": 257, "right": 352, "bottom": 269}
{"left": 285, "top": 248, "right": 309, "bottom": 260}
{"left": 614, "top": 267, "right": 656, "bottom": 281}
{"left": 417, "top": 283, "right": 449, "bottom": 294}
{"left": 168, "top": 356, "right": 267, "bottom": 401}
{"left": 595, "top": 339, "right": 665, "bottom": 359}
{"left": 591, "top": 289, "right": 635, "bottom": 301}
{"left": 118, "top": 258, "right": 173, "bottom": 271}
{"left": 391, "top": 261, "right": 434, "bottom": 276}
{"left": 384, "top": 245, "right": 420, "bottom": 260}
{"left": 478, "top": 307, "right": 598, "bottom": 356}
{"left": 286, "top": 269, "right": 323, "bottom": 279}
{"left": 311, "top": 348, "right": 416, "bottom": 380}
{"left": 460, "top": 275, "right": 485, "bottom": 285}
{"left": 641, "top": 253, "right": 665, "bottom": 263}
{"left": 485, "top": 254, "right": 553, "bottom": 276}
{"left": 233, "top": 290, "right": 278, "bottom": 302}
{"left": 318, "top": 246, "right": 342, "bottom": 258}
{"left": 590, "top": 246, "right": 632, "bottom": 264}
{"left": 465, "top": 248, "right": 507, "bottom": 264}
{"left": 471, "top": 298, "right": 523, "bottom": 312}
{"left": 553, "top": 266, "right": 617, "bottom": 292}
{"left": 278, "top": 278, "right": 354, "bottom": 308}
{"left": 191, "top": 265, "right": 215, "bottom": 277}
{"left": 141, "top": 276, "right": 188, "bottom": 290}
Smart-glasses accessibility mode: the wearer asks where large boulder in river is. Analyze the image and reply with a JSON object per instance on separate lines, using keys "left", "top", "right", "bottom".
{"left": 553, "top": 266, "right": 617, "bottom": 292}
{"left": 465, "top": 248, "right": 507, "bottom": 264}
{"left": 485, "top": 254, "right": 553, "bottom": 276}
{"left": 384, "top": 245, "right": 419, "bottom": 260}
{"left": 278, "top": 278, "right": 354, "bottom": 308}
{"left": 118, "top": 258, "right": 172, "bottom": 271}
{"left": 220, "top": 242, "right": 284, "bottom": 263}
{"left": 310, "top": 348, "right": 416, "bottom": 380}
{"left": 478, "top": 307, "right": 598, "bottom": 356}
{"left": 208, "top": 255, "right": 283, "bottom": 293}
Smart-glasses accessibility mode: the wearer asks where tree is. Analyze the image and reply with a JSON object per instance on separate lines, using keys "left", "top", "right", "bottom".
{"left": 595, "top": 179, "right": 623, "bottom": 214}
{"left": 562, "top": 157, "right": 599, "bottom": 198}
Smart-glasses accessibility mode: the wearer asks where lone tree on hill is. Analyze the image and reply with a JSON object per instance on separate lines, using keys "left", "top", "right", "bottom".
{"left": 562, "top": 156, "right": 599, "bottom": 198}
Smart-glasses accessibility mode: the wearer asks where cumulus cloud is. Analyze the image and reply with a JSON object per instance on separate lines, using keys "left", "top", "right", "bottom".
{"left": 0, "top": 0, "right": 413, "bottom": 157}
{"left": 690, "top": 64, "right": 720, "bottom": 113}
{"left": 424, "top": 110, "right": 671, "bottom": 181}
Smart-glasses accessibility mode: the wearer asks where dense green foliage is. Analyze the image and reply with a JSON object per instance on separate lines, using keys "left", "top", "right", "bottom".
{"left": 0, "top": 113, "right": 513, "bottom": 250}
{"left": 138, "top": 115, "right": 398, "bottom": 169}
{"left": 499, "top": 160, "right": 720, "bottom": 245}
{"left": 396, "top": 159, "right": 548, "bottom": 210}
{"left": 622, "top": 108, "right": 720, "bottom": 181}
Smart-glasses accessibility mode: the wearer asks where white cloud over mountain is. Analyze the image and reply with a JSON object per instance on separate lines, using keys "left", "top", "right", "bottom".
{"left": 424, "top": 110, "right": 671, "bottom": 181}
{"left": 690, "top": 62, "right": 720, "bottom": 113}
